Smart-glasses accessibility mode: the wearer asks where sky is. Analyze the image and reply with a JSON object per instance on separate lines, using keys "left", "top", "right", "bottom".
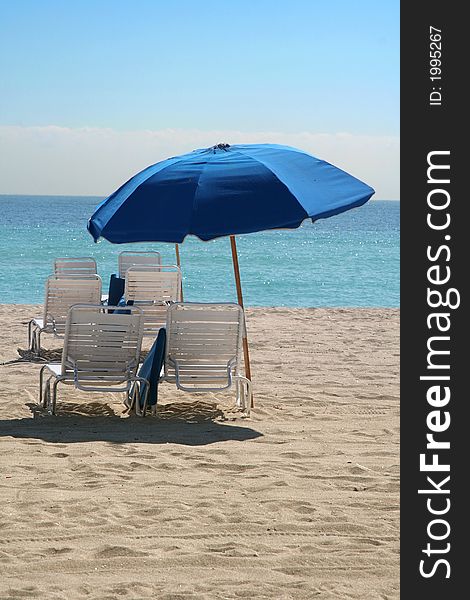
{"left": 0, "top": 0, "right": 399, "bottom": 199}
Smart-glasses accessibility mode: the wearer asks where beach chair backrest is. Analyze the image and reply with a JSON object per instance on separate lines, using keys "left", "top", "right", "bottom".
{"left": 43, "top": 275, "right": 102, "bottom": 336}
{"left": 125, "top": 266, "right": 181, "bottom": 302}
{"left": 118, "top": 251, "right": 162, "bottom": 279}
{"left": 164, "top": 302, "right": 244, "bottom": 390}
{"left": 54, "top": 257, "right": 97, "bottom": 278}
{"left": 124, "top": 266, "right": 182, "bottom": 335}
{"left": 61, "top": 304, "right": 144, "bottom": 389}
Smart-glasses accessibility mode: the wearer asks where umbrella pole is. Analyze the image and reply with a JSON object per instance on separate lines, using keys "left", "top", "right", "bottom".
{"left": 175, "top": 243, "right": 183, "bottom": 301}
{"left": 230, "top": 236, "right": 253, "bottom": 398}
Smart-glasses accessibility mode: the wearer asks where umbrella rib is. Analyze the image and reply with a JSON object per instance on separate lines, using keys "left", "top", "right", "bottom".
{"left": 189, "top": 152, "right": 220, "bottom": 235}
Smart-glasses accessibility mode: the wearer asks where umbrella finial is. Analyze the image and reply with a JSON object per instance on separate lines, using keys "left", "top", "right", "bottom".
{"left": 213, "top": 143, "right": 231, "bottom": 152}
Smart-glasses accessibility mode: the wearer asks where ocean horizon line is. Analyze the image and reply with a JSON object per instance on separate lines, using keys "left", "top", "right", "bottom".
{"left": 0, "top": 193, "right": 400, "bottom": 202}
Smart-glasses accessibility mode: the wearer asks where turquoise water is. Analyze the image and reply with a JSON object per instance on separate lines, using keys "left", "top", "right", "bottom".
{"left": 0, "top": 195, "right": 399, "bottom": 307}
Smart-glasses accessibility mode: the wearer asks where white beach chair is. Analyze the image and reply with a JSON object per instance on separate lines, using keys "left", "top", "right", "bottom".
{"left": 124, "top": 266, "right": 182, "bottom": 336}
{"left": 28, "top": 275, "right": 102, "bottom": 354}
{"left": 54, "top": 257, "right": 97, "bottom": 278}
{"left": 161, "top": 302, "right": 252, "bottom": 415}
{"left": 39, "top": 304, "right": 147, "bottom": 415}
{"left": 118, "top": 251, "right": 162, "bottom": 279}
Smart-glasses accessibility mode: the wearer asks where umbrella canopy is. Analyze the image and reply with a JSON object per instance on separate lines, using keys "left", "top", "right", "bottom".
{"left": 88, "top": 143, "right": 374, "bottom": 244}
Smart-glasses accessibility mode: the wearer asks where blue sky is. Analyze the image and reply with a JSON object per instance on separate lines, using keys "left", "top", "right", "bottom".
{"left": 0, "top": 0, "right": 399, "bottom": 197}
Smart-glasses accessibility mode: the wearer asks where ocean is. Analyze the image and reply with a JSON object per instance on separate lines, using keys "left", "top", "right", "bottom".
{"left": 0, "top": 195, "right": 399, "bottom": 307}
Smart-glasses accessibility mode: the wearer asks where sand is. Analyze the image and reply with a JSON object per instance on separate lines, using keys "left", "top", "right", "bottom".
{"left": 0, "top": 305, "right": 399, "bottom": 600}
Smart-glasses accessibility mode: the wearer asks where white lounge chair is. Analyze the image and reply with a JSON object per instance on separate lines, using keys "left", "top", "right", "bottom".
{"left": 28, "top": 275, "right": 102, "bottom": 354}
{"left": 39, "top": 304, "right": 147, "bottom": 415}
{"left": 124, "top": 266, "right": 182, "bottom": 336}
{"left": 161, "top": 302, "right": 252, "bottom": 415}
{"left": 54, "top": 257, "right": 97, "bottom": 278}
{"left": 118, "top": 251, "right": 162, "bottom": 279}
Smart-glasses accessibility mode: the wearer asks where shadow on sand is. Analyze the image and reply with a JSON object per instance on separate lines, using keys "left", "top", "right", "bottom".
{"left": 0, "top": 402, "right": 263, "bottom": 446}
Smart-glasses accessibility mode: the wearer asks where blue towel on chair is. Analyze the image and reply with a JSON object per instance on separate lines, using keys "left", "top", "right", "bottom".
{"left": 137, "top": 328, "right": 166, "bottom": 408}
{"left": 107, "top": 274, "right": 125, "bottom": 306}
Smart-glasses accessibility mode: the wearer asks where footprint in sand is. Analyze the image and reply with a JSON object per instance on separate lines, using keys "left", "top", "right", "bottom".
{"left": 1, "top": 586, "right": 39, "bottom": 598}
{"left": 95, "top": 545, "right": 149, "bottom": 558}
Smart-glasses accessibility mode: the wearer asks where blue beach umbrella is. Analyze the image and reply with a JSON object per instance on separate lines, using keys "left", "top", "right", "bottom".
{"left": 88, "top": 143, "right": 375, "bottom": 383}
{"left": 88, "top": 143, "right": 374, "bottom": 244}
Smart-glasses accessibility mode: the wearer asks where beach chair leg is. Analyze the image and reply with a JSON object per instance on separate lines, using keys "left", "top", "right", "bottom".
{"left": 29, "top": 326, "right": 38, "bottom": 354}
{"left": 40, "top": 374, "right": 54, "bottom": 410}
{"left": 124, "top": 386, "right": 135, "bottom": 412}
{"left": 131, "top": 378, "right": 149, "bottom": 417}
{"left": 245, "top": 379, "right": 253, "bottom": 417}
{"left": 235, "top": 378, "right": 241, "bottom": 408}
{"left": 133, "top": 386, "right": 142, "bottom": 417}
{"left": 39, "top": 365, "right": 49, "bottom": 406}
{"left": 236, "top": 376, "right": 252, "bottom": 417}
{"left": 129, "top": 382, "right": 142, "bottom": 417}
{"left": 50, "top": 377, "right": 63, "bottom": 415}
{"left": 28, "top": 320, "right": 33, "bottom": 350}
{"left": 34, "top": 329, "right": 43, "bottom": 357}
{"left": 234, "top": 377, "right": 245, "bottom": 411}
{"left": 44, "top": 379, "right": 52, "bottom": 412}
{"left": 138, "top": 378, "right": 150, "bottom": 417}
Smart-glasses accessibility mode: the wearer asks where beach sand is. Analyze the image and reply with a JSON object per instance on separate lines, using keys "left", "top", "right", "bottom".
{"left": 0, "top": 305, "right": 399, "bottom": 599}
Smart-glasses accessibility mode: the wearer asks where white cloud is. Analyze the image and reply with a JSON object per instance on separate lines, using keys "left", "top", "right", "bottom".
{"left": 0, "top": 125, "right": 399, "bottom": 199}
